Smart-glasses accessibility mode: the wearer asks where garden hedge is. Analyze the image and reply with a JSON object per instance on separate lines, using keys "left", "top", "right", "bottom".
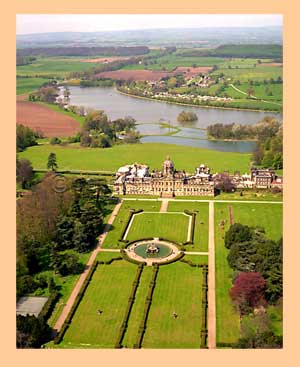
{"left": 200, "top": 265, "right": 208, "bottom": 348}
{"left": 119, "top": 209, "right": 144, "bottom": 241}
{"left": 135, "top": 265, "right": 159, "bottom": 348}
{"left": 115, "top": 264, "right": 144, "bottom": 348}
{"left": 182, "top": 210, "right": 196, "bottom": 244}
{"left": 38, "top": 290, "right": 60, "bottom": 322}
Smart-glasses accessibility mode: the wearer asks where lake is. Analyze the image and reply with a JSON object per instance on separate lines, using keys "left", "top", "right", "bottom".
{"left": 68, "top": 86, "right": 281, "bottom": 152}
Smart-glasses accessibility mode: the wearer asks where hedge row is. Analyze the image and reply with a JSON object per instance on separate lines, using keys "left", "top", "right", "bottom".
{"left": 98, "top": 256, "right": 123, "bottom": 265}
{"left": 158, "top": 237, "right": 183, "bottom": 250}
{"left": 183, "top": 210, "right": 196, "bottom": 244}
{"left": 134, "top": 265, "right": 159, "bottom": 348}
{"left": 216, "top": 342, "right": 234, "bottom": 348}
{"left": 38, "top": 290, "right": 60, "bottom": 322}
{"left": 200, "top": 265, "right": 208, "bottom": 348}
{"left": 120, "top": 249, "right": 147, "bottom": 265}
{"left": 152, "top": 251, "right": 185, "bottom": 266}
{"left": 53, "top": 260, "right": 99, "bottom": 344}
{"left": 180, "top": 258, "right": 207, "bottom": 268}
{"left": 119, "top": 209, "right": 144, "bottom": 241}
{"left": 115, "top": 264, "right": 144, "bottom": 348}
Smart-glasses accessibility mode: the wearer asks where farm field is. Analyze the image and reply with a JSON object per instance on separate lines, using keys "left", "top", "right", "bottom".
{"left": 126, "top": 212, "right": 190, "bottom": 244}
{"left": 17, "top": 101, "right": 80, "bottom": 137}
{"left": 17, "top": 57, "right": 99, "bottom": 77}
{"left": 18, "top": 143, "right": 251, "bottom": 174}
{"left": 142, "top": 262, "right": 203, "bottom": 348}
{"left": 122, "top": 55, "right": 225, "bottom": 70}
{"left": 16, "top": 77, "right": 51, "bottom": 95}
{"left": 211, "top": 65, "right": 282, "bottom": 82}
{"left": 214, "top": 202, "right": 283, "bottom": 345}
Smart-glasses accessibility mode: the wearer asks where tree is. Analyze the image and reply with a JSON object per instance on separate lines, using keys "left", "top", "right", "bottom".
{"left": 17, "top": 124, "right": 38, "bottom": 152}
{"left": 177, "top": 110, "right": 198, "bottom": 123}
{"left": 230, "top": 272, "right": 266, "bottom": 315}
{"left": 236, "top": 313, "right": 282, "bottom": 348}
{"left": 252, "top": 143, "right": 264, "bottom": 165}
{"left": 51, "top": 251, "right": 82, "bottom": 276}
{"left": 17, "top": 315, "right": 52, "bottom": 348}
{"left": 50, "top": 137, "right": 61, "bottom": 145}
{"left": 247, "top": 87, "right": 255, "bottom": 98}
{"left": 17, "top": 159, "right": 33, "bottom": 189}
{"left": 73, "top": 220, "right": 91, "bottom": 253}
{"left": 214, "top": 173, "right": 235, "bottom": 193}
{"left": 224, "top": 223, "right": 253, "bottom": 249}
{"left": 56, "top": 215, "right": 75, "bottom": 250}
{"left": 47, "top": 153, "right": 57, "bottom": 171}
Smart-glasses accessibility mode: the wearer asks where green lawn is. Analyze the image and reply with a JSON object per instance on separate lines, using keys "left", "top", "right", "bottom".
{"left": 229, "top": 202, "right": 282, "bottom": 240}
{"left": 18, "top": 143, "right": 251, "bottom": 174}
{"left": 59, "top": 260, "right": 137, "bottom": 348}
{"left": 167, "top": 201, "right": 209, "bottom": 251}
{"left": 122, "top": 266, "right": 153, "bottom": 348}
{"left": 214, "top": 202, "right": 283, "bottom": 345}
{"left": 102, "top": 200, "right": 161, "bottom": 249}
{"left": 126, "top": 212, "right": 190, "bottom": 244}
{"left": 142, "top": 262, "right": 203, "bottom": 348}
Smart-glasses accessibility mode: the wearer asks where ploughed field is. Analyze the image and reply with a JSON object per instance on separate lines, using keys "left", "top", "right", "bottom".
{"left": 17, "top": 101, "right": 80, "bottom": 137}
{"left": 95, "top": 66, "right": 212, "bottom": 81}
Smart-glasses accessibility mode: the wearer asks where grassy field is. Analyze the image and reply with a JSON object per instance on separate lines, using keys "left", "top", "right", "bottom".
{"left": 214, "top": 202, "right": 283, "bottom": 345}
{"left": 59, "top": 259, "right": 137, "bottom": 348}
{"left": 142, "top": 262, "right": 203, "bottom": 348}
{"left": 16, "top": 77, "right": 51, "bottom": 95}
{"left": 18, "top": 143, "right": 251, "bottom": 174}
{"left": 211, "top": 66, "right": 282, "bottom": 83}
{"left": 126, "top": 212, "right": 190, "bottom": 243}
{"left": 17, "top": 57, "right": 99, "bottom": 77}
{"left": 167, "top": 201, "right": 209, "bottom": 251}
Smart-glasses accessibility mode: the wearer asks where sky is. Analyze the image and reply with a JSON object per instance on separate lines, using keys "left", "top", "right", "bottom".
{"left": 16, "top": 14, "right": 282, "bottom": 35}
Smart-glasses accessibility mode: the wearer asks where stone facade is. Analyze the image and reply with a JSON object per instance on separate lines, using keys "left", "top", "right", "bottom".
{"left": 114, "top": 157, "right": 215, "bottom": 197}
{"left": 113, "top": 159, "right": 283, "bottom": 197}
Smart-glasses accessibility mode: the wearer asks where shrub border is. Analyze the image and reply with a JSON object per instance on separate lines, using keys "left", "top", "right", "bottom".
{"left": 134, "top": 264, "right": 159, "bottom": 348}
{"left": 200, "top": 264, "right": 208, "bottom": 348}
{"left": 119, "top": 209, "right": 144, "bottom": 242}
{"left": 38, "top": 290, "right": 60, "bottom": 322}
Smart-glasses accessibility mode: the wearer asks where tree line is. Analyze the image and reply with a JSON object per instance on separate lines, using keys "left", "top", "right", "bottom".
{"left": 17, "top": 46, "right": 150, "bottom": 57}
{"left": 16, "top": 171, "right": 112, "bottom": 347}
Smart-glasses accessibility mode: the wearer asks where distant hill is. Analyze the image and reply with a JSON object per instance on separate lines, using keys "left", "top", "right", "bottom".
{"left": 16, "top": 26, "right": 282, "bottom": 49}
{"left": 179, "top": 44, "right": 283, "bottom": 59}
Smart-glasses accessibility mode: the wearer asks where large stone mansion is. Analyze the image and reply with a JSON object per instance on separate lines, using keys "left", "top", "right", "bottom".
{"left": 114, "top": 157, "right": 214, "bottom": 197}
{"left": 113, "top": 156, "right": 283, "bottom": 197}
